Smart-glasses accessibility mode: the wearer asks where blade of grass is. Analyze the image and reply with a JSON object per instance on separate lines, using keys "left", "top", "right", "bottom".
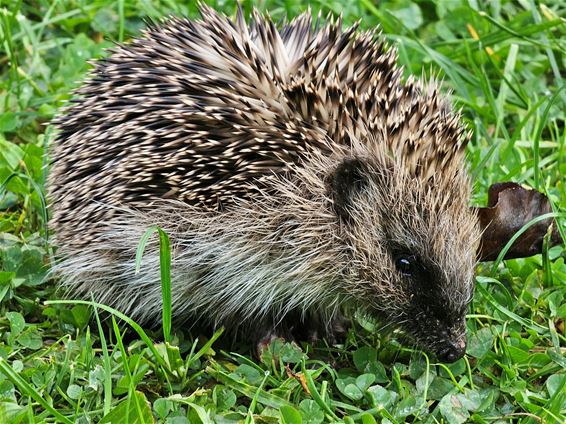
{"left": 301, "top": 359, "right": 339, "bottom": 421}
{"left": 93, "top": 303, "right": 113, "bottom": 416}
{"left": 135, "top": 226, "right": 172, "bottom": 344}
{"left": 117, "top": 0, "right": 125, "bottom": 42}
{"left": 245, "top": 370, "right": 270, "bottom": 424}
{"left": 532, "top": 85, "right": 566, "bottom": 189}
{"left": 110, "top": 316, "right": 147, "bottom": 423}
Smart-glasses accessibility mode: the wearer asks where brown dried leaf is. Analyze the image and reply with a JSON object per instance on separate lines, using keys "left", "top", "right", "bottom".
{"left": 285, "top": 365, "right": 311, "bottom": 395}
{"left": 476, "top": 182, "right": 562, "bottom": 262}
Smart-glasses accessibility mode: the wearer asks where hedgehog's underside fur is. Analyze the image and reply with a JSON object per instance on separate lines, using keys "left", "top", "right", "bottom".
{"left": 49, "top": 5, "right": 481, "bottom": 361}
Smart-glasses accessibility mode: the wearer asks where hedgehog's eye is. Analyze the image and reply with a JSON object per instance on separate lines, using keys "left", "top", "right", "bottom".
{"left": 395, "top": 255, "right": 417, "bottom": 276}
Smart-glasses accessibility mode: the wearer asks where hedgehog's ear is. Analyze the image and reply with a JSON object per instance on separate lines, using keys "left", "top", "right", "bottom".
{"left": 329, "top": 157, "right": 367, "bottom": 222}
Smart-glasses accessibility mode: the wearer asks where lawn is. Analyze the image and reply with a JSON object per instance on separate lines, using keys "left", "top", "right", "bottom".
{"left": 0, "top": 0, "right": 565, "bottom": 422}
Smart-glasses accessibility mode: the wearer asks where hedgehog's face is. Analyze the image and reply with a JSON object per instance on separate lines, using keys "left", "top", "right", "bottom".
{"left": 330, "top": 157, "right": 480, "bottom": 362}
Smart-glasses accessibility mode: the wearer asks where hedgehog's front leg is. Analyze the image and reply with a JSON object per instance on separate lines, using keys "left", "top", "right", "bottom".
{"left": 293, "top": 311, "right": 351, "bottom": 345}
{"left": 254, "top": 311, "right": 350, "bottom": 357}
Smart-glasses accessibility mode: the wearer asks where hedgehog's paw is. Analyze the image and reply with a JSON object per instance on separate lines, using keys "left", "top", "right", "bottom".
{"left": 255, "top": 328, "right": 293, "bottom": 359}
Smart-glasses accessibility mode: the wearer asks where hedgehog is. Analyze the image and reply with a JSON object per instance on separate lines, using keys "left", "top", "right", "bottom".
{"left": 48, "top": 4, "right": 481, "bottom": 362}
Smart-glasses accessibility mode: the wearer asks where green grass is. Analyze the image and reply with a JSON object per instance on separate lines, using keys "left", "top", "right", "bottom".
{"left": 1, "top": 0, "right": 565, "bottom": 422}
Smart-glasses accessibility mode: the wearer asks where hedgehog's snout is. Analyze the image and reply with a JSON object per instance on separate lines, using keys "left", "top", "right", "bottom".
{"left": 435, "top": 335, "right": 467, "bottom": 363}
{"left": 429, "top": 318, "right": 468, "bottom": 362}
{"left": 402, "top": 303, "right": 469, "bottom": 363}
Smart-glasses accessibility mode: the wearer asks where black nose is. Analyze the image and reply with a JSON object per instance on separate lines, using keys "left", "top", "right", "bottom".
{"left": 436, "top": 339, "right": 466, "bottom": 363}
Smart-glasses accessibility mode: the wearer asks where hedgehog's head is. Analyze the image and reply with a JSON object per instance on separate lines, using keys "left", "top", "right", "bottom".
{"left": 329, "top": 152, "right": 480, "bottom": 362}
